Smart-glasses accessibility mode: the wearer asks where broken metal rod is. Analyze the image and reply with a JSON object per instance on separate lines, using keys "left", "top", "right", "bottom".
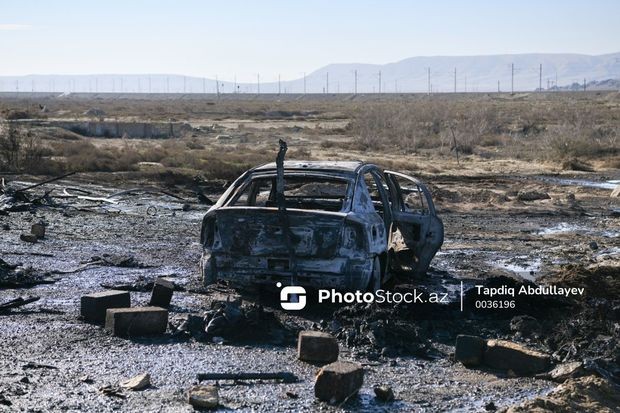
{"left": 275, "top": 139, "right": 298, "bottom": 289}
{"left": 15, "top": 171, "right": 77, "bottom": 193}
{"left": 0, "top": 296, "right": 40, "bottom": 311}
{"left": 196, "top": 372, "right": 298, "bottom": 383}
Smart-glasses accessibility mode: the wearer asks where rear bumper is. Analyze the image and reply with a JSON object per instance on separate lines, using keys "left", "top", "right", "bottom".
{"left": 200, "top": 250, "right": 373, "bottom": 290}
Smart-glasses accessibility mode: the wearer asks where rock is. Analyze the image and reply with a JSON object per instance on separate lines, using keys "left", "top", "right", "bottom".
{"left": 215, "top": 134, "right": 231, "bottom": 140}
{"left": 484, "top": 401, "right": 497, "bottom": 411}
{"left": 314, "top": 361, "right": 364, "bottom": 404}
{"left": 20, "top": 233, "right": 38, "bottom": 243}
{"left": 610, "top": 185, "right": 620, "bottom": 198}
{"left": 483, "top": 339, "right": 550, "bottom": 375}
{"left": 188, "top": 385, "right": 219, "bottom": 409}
{"left": 589, "top": 241, "right": 599, "bottom": 250}
{"left": 31, "top": 223, "right": 45, "bottom": 239}
{"left": 149, "top": 278, "right": 174, "bottom": 308}
{"left": 120, "top": 373, "right": 150, "bottom": 391}
{"left": 105, "top": 306, "right": 168, "bottom": 337}
{"left": 548, "top": 361, "right": 585, "bottom": 382}
{"left": 373, "top": 385, "right": 395, "bottom": 402}
{"left": 298, "top": 331, "right": 339, "bottom": 364}
{"left": 455, "top": 335, "right": 487, "bottom": 367}
{"left": 517, "top": 190, "right": 550, "bottom": 201}
{"left": 81, "top": 290, "right": 131, "bottom": 323}
{"left": 510, "top": 315, "right": 541, "bottom": 337}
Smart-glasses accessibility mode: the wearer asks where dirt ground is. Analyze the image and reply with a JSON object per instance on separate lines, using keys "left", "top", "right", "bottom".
{"left": 1, "top": 93, "right": 619, "bottom": 412}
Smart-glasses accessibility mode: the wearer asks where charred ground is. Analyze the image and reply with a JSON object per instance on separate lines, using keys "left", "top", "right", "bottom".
{"left": 0, "top": 92, "right": 619, "bottom": 412}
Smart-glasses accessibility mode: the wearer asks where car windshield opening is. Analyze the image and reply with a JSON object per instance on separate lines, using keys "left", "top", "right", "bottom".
{"left": 229, "top": 176, "right": 349, "bottom": 211}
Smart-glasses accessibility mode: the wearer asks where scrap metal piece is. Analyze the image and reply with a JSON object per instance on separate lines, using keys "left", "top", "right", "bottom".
{"left": 275, "top": 139, "right": 298, "bottom": 288}
{"left": 196, "top": 371, "right": 298, "bottom": 383}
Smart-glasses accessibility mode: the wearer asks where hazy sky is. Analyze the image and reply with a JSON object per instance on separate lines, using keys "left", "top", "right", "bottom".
{"left": 1, "top": 0, "right": 619, "bottom": 81}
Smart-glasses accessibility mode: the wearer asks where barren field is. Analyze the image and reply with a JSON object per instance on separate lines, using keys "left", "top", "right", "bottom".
{"left": 1, "top": 92, "right": 619, "bottom": 412}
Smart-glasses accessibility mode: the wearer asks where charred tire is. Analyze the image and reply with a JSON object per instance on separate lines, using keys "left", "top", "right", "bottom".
{"left": 367, "top": 256, "right": 382, "bottom": 292}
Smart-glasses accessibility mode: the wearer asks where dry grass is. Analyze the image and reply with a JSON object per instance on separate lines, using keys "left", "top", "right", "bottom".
{"left": 1, "top": 92, "right": 618, "bottom": 183}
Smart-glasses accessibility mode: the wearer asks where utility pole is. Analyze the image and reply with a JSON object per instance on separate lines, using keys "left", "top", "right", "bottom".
{"left": 234, "top": 75, "right": 237, "bottom": 93}
{"left": 539, "top": 64, "right": 542, "bottom": 92}
{"left": 378, "top": 71, "right": 381, "bottom": 93}
{"left": 511, "top": 63, "right": 514, "bottom": 94}
{"left": 454, "top": 67, "right": 457, "bottom": 93}
{"left": 278, "top": 74, "right": 281, "bottom": 95}
{"left": 215, "top": 75, "right": 220, "bottom": 96}
{"left": 326, "top": 72, "right": 329, "bottom": 93}
{"left": 427, "top": 67, "right": 431, "bottom": 95}
{"left": 354, "top": 70, "right": 357, "bottom": 94}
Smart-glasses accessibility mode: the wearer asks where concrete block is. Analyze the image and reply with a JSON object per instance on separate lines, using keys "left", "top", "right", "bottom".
{"left": 314, "top": 361, "right": 364, "bottom": 403}
{"left": 31, "top": 223, "right": 45, "bottom": 239}
{"left": 483, "top": 339, "right": 550, "bottom": 375}
{"left": 105, "top": 306, "right": 168, "bottom": 337}
{"left": 455, "top": 334, "right": 487, "bottom": 367}
{"left": 188, "top": 385, "right": 219, "bottom": 409}
{"left": 81, "top": 290, "right": 130, "bottom": 323}
{"left": 149, "top": 278, "right": 174, "bottom": 308}
{"left": 298, "top": 331, "right": 339, "bottom": 364}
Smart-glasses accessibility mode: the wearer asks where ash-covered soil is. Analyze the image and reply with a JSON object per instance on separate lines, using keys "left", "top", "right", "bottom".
{"left": 0, "top": 171, "right": 618, "bottom": 412}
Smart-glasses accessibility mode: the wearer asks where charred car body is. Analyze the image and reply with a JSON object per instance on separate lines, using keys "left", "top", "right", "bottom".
{"left": 200, "top": 161, "right": 443, "bottom": 291}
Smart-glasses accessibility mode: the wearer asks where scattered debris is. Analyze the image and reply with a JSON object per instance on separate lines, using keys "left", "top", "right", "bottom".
{"left": 98, "top": 384, "right": 126, "bottom": 399}
{"left": 120, "top": 373, "right": 151, "bottom": 391}
{"left": 504, "top": 375, "right": 620, "bottom": 412}
{"left": 149, "top": 278, "right": 174, "bottom": 308}
{"left": 105, "top": 307, "right": 168, "bottom": 337}
{"left": 509, "top": 315, "right": 541, "bottom": 337}
{"left": 80, "top": 290, "right": 131, "bottom": 324}
{"left": 0, "top": 296, "right": 40, "bottom": 312}
{"left": 0, "top": 258, "right": 56, "bottom": 288}
{"left": 314, "top": 361, "right": 364, "bottom": 404}
{"left": 297, "top": 331, "right": 339, "bottom": 364}
{"left": 188, "top": 385, "right": 219, "bottom": 409}
{"left": 373, "top": 385, "right": 395, "bottom": 402}
{"left": 196, "top": 372, "right": 297, "bottom": 383}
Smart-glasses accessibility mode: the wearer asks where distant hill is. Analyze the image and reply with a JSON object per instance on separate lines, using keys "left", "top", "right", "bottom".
{"left": 1, "top": 52, "right": 619, "bottom": 94}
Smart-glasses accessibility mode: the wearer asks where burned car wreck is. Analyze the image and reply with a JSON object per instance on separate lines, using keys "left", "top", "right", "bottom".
{"left": 200, "top": 158, "right": 443, "bottom": 291}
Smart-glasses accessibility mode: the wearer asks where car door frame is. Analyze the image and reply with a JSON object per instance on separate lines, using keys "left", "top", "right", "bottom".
{"left": 383, "top": 170, "right": 444, "bottom": 275}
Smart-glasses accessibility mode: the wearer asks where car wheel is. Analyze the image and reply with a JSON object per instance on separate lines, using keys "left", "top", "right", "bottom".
{"left": 367, "top": 256, "right": 382, "bottom": 292}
